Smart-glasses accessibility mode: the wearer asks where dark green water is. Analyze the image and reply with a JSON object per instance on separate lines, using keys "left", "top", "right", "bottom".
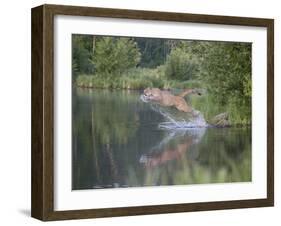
{"left": 72, "top": 89, "right": 251, "bottom": 190}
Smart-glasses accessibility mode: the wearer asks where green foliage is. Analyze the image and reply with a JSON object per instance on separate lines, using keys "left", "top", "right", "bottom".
{"left": 190, "top": 94, "right": 224, "bottom": 122}
{"left": 201, "top": 42, "right": 252, "bottom": 124}
{"left": 72, "top": 35, "right": 94, "bottom": 77}
{"left": 164, "top": 48, "right": 199, "bottom": 80}
{"left": 93, "top": 37, "right": 141, "bottom": 77}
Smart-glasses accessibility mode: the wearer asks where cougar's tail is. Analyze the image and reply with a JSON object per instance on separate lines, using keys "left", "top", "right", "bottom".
{"left": 178, "top": 88, "right": 202, "bottom": 98}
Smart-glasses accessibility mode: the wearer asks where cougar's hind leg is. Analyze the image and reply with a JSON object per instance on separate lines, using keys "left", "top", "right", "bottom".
{"left": 175, "top": 104, "right": 188, "bottom": 112}
{"left": 175, "top": 100, "right": 192, "bottom": 113}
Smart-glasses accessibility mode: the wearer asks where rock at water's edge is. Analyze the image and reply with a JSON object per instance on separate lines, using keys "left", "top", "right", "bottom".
{"left": 210, "top": 112, "right": 230, "bottom": 127}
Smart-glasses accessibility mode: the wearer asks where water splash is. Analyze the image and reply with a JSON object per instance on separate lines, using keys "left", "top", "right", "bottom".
{"left": 140, "top": 94, "right": 149, "bottom": 103}
{"left": 140, "top": 94, "right": 208, "bottom": 129}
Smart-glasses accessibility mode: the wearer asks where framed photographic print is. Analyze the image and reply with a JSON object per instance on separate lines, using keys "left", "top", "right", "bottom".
{"left": 31, "top": 4, "right": 274, "bottom": 221}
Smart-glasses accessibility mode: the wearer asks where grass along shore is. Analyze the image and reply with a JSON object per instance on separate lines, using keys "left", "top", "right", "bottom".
{"left": 75, "top": 67, "right": 202, "bottom": 90}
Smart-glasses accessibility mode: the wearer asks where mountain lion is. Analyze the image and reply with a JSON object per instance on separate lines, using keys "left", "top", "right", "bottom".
{"left": 142, "top": 88, "right": 202, "bottom": 114}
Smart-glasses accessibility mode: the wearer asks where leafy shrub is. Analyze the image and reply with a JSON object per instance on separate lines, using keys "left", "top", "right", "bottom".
{"left": 93, "top": 37, "right": 141, "bottom": 77}
{"left": 201, "top": 42, "right": 252, "bottom": 123}
{"left": 164, "top": 48, "right": 199, "bottom": 80}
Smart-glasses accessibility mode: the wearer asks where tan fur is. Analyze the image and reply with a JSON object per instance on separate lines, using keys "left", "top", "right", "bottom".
{"left": 142, "top": 138, "right": 193, "bottom": 168}
{"left": 143, "top": 88, "right": 201, "bottom": 113}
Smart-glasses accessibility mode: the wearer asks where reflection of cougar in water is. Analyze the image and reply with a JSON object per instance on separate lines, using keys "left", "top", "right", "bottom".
{"left": 140, "top": 137, "right": 194, "bottom": 168}
{"left": 142, "top": 88, "right": 201, "bottom": 114}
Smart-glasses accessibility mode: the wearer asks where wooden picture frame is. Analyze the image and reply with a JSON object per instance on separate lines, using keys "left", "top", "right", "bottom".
{"left": 31, "top": 4, "right": 274, "bottom": 221}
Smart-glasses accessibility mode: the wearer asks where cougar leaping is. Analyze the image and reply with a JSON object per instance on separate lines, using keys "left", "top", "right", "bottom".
{"left": 142, "top": 88, "right": 202, "bottom": 114}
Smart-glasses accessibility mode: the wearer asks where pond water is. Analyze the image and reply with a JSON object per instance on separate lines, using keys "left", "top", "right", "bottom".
{"left": 72, "top": 89, "right": 251, "bottom": 190}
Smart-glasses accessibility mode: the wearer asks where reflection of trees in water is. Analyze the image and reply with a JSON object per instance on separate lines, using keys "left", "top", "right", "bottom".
{"left": 197, "top": 128, "right": 252, "bottom": 182}
{"left": 72, "top": 89, "right": 163, "bottom": 189}
{"left": 72, "top": 89, "right": 251, "bottom": 190}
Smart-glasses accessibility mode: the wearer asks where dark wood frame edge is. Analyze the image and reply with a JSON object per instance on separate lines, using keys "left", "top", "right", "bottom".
{"left": 31, "top": 4, "right": 274, "bottom": 221}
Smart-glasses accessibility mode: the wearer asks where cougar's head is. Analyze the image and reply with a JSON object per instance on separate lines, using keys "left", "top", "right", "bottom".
{"left": 142, "top": 88, "right": 162, "bottom": 102}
